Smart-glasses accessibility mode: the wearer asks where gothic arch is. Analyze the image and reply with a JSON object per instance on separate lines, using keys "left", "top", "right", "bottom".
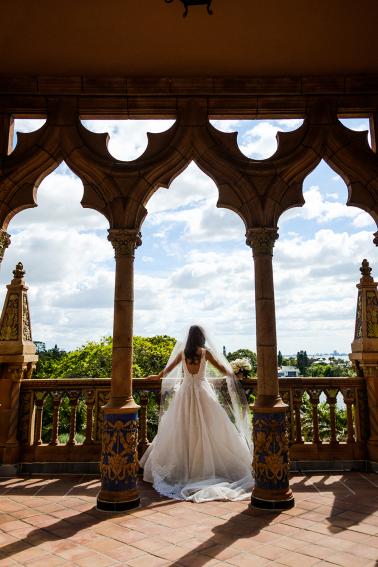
{"left": 1, "top": 98, "right": 377, "bottom": 236}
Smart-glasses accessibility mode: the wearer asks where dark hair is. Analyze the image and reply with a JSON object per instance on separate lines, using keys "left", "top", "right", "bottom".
{"left": 184, "top": 325, "right": 206, "bottom": 363}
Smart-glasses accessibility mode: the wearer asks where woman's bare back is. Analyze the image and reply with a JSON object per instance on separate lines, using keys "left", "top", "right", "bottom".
{"left": 185, "top": 347, "right": 204, "bottom": 375}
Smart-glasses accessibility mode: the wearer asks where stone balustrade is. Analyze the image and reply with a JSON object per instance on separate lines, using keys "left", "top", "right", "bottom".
{"left": 13, "top": 376, "right": 368, "bottom": 471}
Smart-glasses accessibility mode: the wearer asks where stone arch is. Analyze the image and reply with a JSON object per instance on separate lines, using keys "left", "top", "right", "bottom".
{"left": 1, "top": 98, "right": 378, "bottom": 237}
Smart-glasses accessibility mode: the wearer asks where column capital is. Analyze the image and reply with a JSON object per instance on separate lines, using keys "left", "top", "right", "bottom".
{"left": 246, "top": 227, "right": 279, "bottom": 256}
{"left": 107, "top": 229, "right": 142, "bottom": 257}
{"left": 0, "top": 229, "right": 11, "bottom": 263}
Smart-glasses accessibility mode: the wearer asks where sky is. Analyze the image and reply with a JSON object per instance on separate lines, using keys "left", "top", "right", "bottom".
{"left": 0, "top": 116, "right": 376, "bottom": 356}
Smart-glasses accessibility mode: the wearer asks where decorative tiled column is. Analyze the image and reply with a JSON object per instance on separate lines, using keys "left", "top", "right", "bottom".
{"left": 246, "top": 228, "right": 294, "bottom": 510}
{"left": 349, "top": 259, "right": 378, "bottom": 462}
{"left": 97, "top": 229, "right": 141, "bottom": 512}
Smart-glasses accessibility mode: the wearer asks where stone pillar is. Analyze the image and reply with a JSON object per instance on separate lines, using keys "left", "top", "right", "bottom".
{"left": 0, "top": 262, "right": 38, "bottom": 464}
{"left": 349, "top": 259, "right": 378, "bottom": 462}
{"left": 246, "top": 228, "right": 294, "bottom": 510}
{"left": 0, "top": 230, "right": 11, "bottom": 266}
{"left": 97, "top": 228, "right": 141, "bottom": 512}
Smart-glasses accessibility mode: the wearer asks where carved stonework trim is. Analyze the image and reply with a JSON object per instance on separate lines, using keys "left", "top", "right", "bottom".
{"left": 7, "top": 366, "right": 24, "bottom": 382}
{"left": 246, "top": 228, "right": 279, "bottom": 256}
{"left": 107, "top": 229, "right": 142, "bottom": 258}
{"left": 0, "top": 230, "right": 11, "bottom": 263}
{"left": 0, "top": 293, "right": 19, "bottom": 340}
{"left": 22, "top": 293, "right": 32, "bottom": 341}
{"left": 355, "top": 291, "right": 363, "bottom": 339}
{"left": 366, "top": 290, "right": 378, "bottom": 338}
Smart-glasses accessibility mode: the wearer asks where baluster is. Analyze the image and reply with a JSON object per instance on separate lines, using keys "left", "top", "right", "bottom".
{"left": 281, "top": 390, "right": 293, "bottom": 443}
{"left": 18, "top": 390, "right": 34, "bottom": 445}
{"left": 94, "top": 390, "right": 110, "bottom": 442}
{"left": 138, "top": 391, "right": 150, "bottom": 458}
{"left": 325, "top": 388, "right": 338, "bottom": 444}
{"left": 308, "top": 389, "right": 321, "bottom": 444}
{"left": 67, "top": 390, "right": 80, "bottom": 446}
{"left": 355, "top": 385, "right": 369, "bottom": 443}
{"left": 33, "top": 392, "right": 46, "bottom": 446}
{"left": 341, "top": 388, "right": 356, "bottom": 443}
{"left": 49, "top": 391, "right": 62, "bottom": 446}
{"left": 293, "top": 389, "right": 304, "bottom": 444}
{"left": 84, "top": 389, "right": 95, "bottom": 445}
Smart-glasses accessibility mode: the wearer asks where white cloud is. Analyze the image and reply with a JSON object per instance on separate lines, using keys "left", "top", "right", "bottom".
{"left": 13, "top": 119, "right": 46, "bottom": 150}
{"left": 281, "top": 185, "right": 375, "bottom": 227}
{"left": 210, "top": 119, "right": 242, "bottom": 133}
{"left": 211, "top": 119, "right": 304, "bottom": 160}
{"left": 239, "top": 121, "right": 279, "bottom": 159}
{"left": 352, "top": 212, "right": 375, "bottom": 228}
{"left": 146, "top": 162, "right": 215, "bottom": 214}
{"left": 82, "top": 119, "right": 174, "bottom": 161}
{"left": 326, "top": 192, "right": 339, "bottom": 200}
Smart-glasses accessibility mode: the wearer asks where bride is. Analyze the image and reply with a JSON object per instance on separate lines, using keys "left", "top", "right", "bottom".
{"left": 139, "top": 325, "right": 254, "bottom": 502}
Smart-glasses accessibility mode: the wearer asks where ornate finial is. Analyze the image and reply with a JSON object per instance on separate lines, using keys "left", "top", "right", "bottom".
{"left": 360, "top": 259, "right": 373, "bottom": 282}
{"left": 13, "top": 262, "right": 25, "bottom": 279}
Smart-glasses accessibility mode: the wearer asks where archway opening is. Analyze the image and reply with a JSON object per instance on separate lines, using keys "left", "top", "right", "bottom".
{"left": 0, "top": 161, "right": 112, "bottom": 351}
{"left": 138, "top": 161, "right": 255, "bottom": 356}
{"left": 81, "top": 118, "right": 175, "bottom": 161}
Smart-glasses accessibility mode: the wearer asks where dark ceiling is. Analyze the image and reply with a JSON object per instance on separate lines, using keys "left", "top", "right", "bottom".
{"left": 0, "top": 0, "right": 377, "bottom": 77}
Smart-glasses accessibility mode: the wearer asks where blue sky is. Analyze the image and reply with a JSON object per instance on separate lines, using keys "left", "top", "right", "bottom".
{"left": 1, "top": 116, "right": 376, "bottom": 356}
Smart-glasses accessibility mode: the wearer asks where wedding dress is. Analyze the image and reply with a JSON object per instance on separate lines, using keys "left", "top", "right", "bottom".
{"left": 139, "top": 342, "right": 254, "bottom": 502}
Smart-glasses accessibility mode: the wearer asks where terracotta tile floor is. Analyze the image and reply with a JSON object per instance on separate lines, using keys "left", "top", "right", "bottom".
{"left": 0, "top": 473, "right": 377, "bottom": 566}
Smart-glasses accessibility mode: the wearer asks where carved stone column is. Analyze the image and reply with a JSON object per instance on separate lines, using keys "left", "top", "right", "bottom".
{"left": 246, "top": 227, "right": 294, "bottom": 510}
{"left": 97, "top": 228, "right": 141, "bottom": 512}
{"left": 0, "top": 230, "right": 11, "bottom": 265}
{"left": 0, "top": 263, "right": 38, "bottom": 463}
{"left": 349, "top": 259, "right": 378, "bottom": 461}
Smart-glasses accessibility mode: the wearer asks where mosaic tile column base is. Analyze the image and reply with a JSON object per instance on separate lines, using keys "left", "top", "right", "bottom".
{"left": 251, "top": 408, "right": 295, "bottom": 510}
{"left": 97, "top": 409, "right": 140, "bottom": 512}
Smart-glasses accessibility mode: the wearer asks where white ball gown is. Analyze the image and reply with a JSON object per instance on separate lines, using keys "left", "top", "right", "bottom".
{"left": 139, "top": 348, "right": 254, "bottom": 502}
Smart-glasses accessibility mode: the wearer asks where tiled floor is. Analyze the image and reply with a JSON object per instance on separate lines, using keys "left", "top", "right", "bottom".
{"left": 0, "top": 473, "right": 377, "bottom": 566}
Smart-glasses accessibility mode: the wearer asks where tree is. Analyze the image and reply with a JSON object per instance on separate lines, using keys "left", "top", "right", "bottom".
{"left": 133, "top": 335, "right": 176, "bottom": 377}
{"left": 296, "top": 350, "right": 309, "bottom": 376}
{"left": 226, "top": 349, "right": 257, "bottom": 375}
{"left": 34, "top": 335, "right": 177, "bottom": 379}
{"left": 278, "top": 350, "right": 283, "bottom": 367}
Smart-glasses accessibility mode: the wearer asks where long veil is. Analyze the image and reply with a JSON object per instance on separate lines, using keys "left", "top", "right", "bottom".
{"left": 159, "top": 326, "right": 253, "bottom": 455}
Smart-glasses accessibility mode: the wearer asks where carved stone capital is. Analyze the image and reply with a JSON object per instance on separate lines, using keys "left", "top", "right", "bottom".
{"left": 107, "top": 229, "right": 142, "bottom": 258}
{"left": 0, "top": 230, "right": 11, "bottom": 263}
{"left": 246, "top": 228, "right": 279, "bottom": 256}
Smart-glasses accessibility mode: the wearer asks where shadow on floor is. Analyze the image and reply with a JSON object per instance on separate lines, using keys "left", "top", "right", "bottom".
{"left": 290, "top": 473, "right": 378, "bottom": 534}
{"left": 170, "top": 507, "right": 281, "bottom": 567}
{"left": 0, "top": 507, "right": 106, "bottom": 560}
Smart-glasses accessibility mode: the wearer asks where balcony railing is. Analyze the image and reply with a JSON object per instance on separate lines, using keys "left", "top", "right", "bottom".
{"left": 15, "top": 376, "right": 369, "bottom": 469}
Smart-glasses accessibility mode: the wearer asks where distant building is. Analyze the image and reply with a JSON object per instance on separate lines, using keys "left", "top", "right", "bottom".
{"left": 278, "top": 365, "right": 300, "bottom": 378}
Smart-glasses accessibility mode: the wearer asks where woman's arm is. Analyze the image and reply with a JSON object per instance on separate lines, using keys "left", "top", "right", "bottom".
{"left": 206, "top": 350, "right": 233, "bottom": 377}
{"left": 146, "top": 352, "right": 182, "bottom": 380}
